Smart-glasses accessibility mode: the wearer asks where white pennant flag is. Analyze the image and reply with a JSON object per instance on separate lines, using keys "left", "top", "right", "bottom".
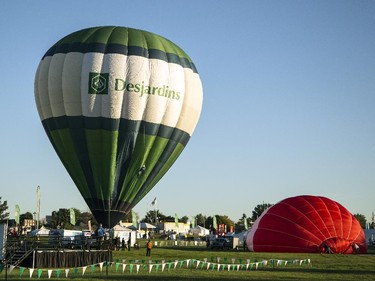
{"left": 149, "top": 264, "right": 153, "bottom": 273}
{"left": 207, "top": 262, "right": 211, "bottom": 270}
{"left": 299, "top": 260, "right": 303, "bottom": 266}
{"left": 162, "top": 263, "right": 166, "bottom": 272}
{"left": 9, "top": 265, "right": 15, "bottom": 272}
{"left": 136, "top": 264, "right": 140, "bottom": 273}
{"left": 29, "top": 268, "right": 34, "bottom": 278}
{"left": 186, "top": 259, "right": 190, "bottom": 268}
{"left": 255, "top": 262, "right": 259, "bottom": 270}
{"left": 217, "top": 264, "right": 221, "bottom": 271}
{"left": 174, "top": 261, "right": 178, "bottom": 269}
{"left": 227, "top": 264, "right": 231, "bottom": 271}
{"left": 82, "top": 266, "right": 87, "bottom": 275}
{"left": 263, "top": 260, "right": 268, "bottom": 266}
{"left": 122, "top": 264, "right": 127, "bottom": 272}
{"left": 231, "top": 258, "right": 235, "bottom": 264}
{"left": 196, "top": 260, "right": 200, "bottom": 268}
{"left": 99, "top": 262, "right": 104, "bottom": 271}
{"left": 47, "top": 269, "right": 52, "bottom": 279}
{"left": 246, "top": 263, "right": 250, "bottom": 270}
{"left": 65, "top": 269, "right": 69, "bottom": 278}
{"left": 237, "top": 264, "right": 240, "bottom": 271}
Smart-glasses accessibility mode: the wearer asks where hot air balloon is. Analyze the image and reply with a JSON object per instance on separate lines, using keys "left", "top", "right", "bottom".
{"left": 246, "top": 195, "right": 367, "bottom": 254}
{"left": 34, "top": 26, "right": 203, "bottom": 227}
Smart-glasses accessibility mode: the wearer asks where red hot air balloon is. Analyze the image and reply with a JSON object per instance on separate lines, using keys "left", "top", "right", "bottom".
{"left": 246, "top": 195, "right": 367, "bottom": 254}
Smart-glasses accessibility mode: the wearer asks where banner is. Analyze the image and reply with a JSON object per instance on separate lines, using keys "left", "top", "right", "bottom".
{"left": 5, "top": 257, "right": 312, "bottom": 278}
{"left": 15, "top": 204, "right": 20, "bottom": 225}
{"left": 174, "top": 213, "right": 179, "bottom": 228}
{"left": 70, "top": 208, "right": 76, "bottom": 226}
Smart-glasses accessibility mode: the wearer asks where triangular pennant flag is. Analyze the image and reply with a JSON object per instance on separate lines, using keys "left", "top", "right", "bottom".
{"left": 155, "top": 264, "right": 160, "bottom": 272}
{"left": 74, "top": 267, "right": 79, "bottom": 275}
{"left": 263, "top": 260, "right": 268, "bottom": 266}
{"left": 217, "top": 264, "right": 221, "bottom": 271}
{"left": 136, "top": 264, "right": 140, "bottom": 273}
{"left": 201, "top": 261, "right": 205, "bottom": 269}
{"left": 196, "top": 260, "right": 201, "bottom": 268}
{"left": 246, "top": 263, "right": 249, "bottom": 270}
{"left": 227, "top": 264, "right": 231, "bottom": 271}
{"left": 82, "top": 266, "right": 87, "bottom": 275}
{"left": 168, "top": 262, "right": 172, "bottom": 271}
{"left": 38, "top": 269, "right": 43, "bottom": 278}
{"left": 47, "top": 269, "right": 52, "bottom": 279}
{"left": 174, "top": 261, "right": 178, "bottom": 269}
{"left": 162, "top": 263, "right": 166, "bottom": 272}
{"left": 122, "top": 263, "right": 127, "bottom": 272}
{"left": 129, "top": 264, "right": 134, "bottom": 273}
{"left": 300, "top": 260, "right": 303, "bottom": 266}
{"left": 207, "top": 262, "right": 211, "bottom": 270}
{"left": 19, "top": 267, "right": 25, "bottom": 277}
{"left": 90, "top": 264, "right": 95, "bottom": 273}
{"left": 29, "top": 268, "right": 34, "bottom": 278}
{"left": 237, "top": 264, "right": 240, "bottom": 271}
{"left": 231, "top": 258, "right": 235, "bottom": 264}
{"left": 56, "top": 269, "right": 61, "bottom": 278}
{"left": 179, "top": 260, "right": 184, "bottom": 268}
{"left": 9, "top": 265, "right": 15, "bottom": 272}
{"left": 186, "top": 259, "right": 191, "bottom": 268}
{"left": 255, "top": 263, "right": 259, "bottom": 270}
{"left": 115, "top": 263, "right": 120, "bottom": 272}
{"left": 99, "top": 262, "right": 104, "bottom": 271}
{"left": 149, "top": 264, "right": 153, "bottom": 273}
{"left": 65, "top": 269, "right": 70, "bottom": 278}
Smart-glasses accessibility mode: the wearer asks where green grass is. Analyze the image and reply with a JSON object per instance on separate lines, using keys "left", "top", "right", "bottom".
{"left": 2, "top": 242, "right": 375, "bottom": 280}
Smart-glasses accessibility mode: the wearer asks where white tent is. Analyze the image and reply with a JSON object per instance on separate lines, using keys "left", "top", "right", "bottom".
{"left": 29, "top": 226, "right": 50, "bottom": 236}
{"left": 139, "top": 222, "right": 156, "bottom": 230}
{"left": 192, "top": 225, "right": 210, "bottom": 236}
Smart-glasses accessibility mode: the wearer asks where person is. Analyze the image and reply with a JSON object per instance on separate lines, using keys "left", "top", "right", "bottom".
{"left": 352, "top": 243, "right": 360, "bottom": 254}
{"left": 121, "top": 238, "right": 126, "bottom": 250}
{"left": 128, "top": 236, "right": 131, "bottom": 251}
{"left": 95, "top": 223, "right": 105, "bottom": 249}
{"left": 146, "top": 239, "right": 153, "bottom": 256}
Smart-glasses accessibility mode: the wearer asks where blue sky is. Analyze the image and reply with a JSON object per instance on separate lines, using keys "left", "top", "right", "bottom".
{"left": 1, "top": 0, "right": 374, "bottom": 223}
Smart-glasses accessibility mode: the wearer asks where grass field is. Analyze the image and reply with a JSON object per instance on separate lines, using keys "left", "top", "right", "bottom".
{"left": 2, "top": 242, "right": 374, "bottom": 280}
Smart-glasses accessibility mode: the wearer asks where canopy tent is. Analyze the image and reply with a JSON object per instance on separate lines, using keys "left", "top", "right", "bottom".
{"left": 28, "top": 226, "right": 50, "bottom": 236}
{"left": 139, "top": 222, "right": 156, "bottom": 230}
{"left": 192, "top": 225, "right": 210, "bottom": 236}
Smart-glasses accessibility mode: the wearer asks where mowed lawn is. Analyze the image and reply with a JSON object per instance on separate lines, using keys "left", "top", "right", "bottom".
{"left": 2, "top": 243, "right": 375, "bottom": 280}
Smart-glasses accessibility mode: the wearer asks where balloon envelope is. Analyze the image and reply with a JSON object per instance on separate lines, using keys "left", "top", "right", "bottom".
{"left": 246, "top": 195, "right": 367, "bottom": 254}
{"left": 35, "top": 26, "right": 203, "bottom": 227}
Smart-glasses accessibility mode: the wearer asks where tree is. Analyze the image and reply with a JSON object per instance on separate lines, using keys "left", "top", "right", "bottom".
{"left": 50, "top": 209, "right": 73, "bottom": 229}
{"left": 141, "top": 210, "right": 166, "bottom": 223}
{"left": 195, "top": 213, "right": 206, "bottom": 227}
{"left": 180, "top": 216, "right": 189, "bottom": 224}
{"left": 251, "top": 203, "right": 273, "bottom": 221}
{"left": 0, "top": 197, "right": 9, "bottom": 220}
{"left": 353, "top": 213, "right": 367, "bottom": 229}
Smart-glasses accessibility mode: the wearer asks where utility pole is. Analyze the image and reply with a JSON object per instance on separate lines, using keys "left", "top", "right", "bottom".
{"left": 36, "top": 186, "right": 40, "bottom": 229}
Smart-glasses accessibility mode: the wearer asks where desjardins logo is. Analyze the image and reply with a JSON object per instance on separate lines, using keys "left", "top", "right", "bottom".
{"left": 89, "top": 72, "right": 109, "bottom": 95}
{"left": 88, "top": 72, "right": 180, "bottom": 100}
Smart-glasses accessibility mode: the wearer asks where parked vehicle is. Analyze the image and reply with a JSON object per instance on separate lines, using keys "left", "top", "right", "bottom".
{"left": 210, "top": 237, "right": 232, "bottom": 250}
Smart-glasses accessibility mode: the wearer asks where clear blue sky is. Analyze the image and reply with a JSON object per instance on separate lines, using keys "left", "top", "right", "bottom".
{"left": 1, "top": 0, "right": 374, "bottom": 223}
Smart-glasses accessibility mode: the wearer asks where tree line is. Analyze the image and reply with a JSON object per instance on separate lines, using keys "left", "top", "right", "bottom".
{"left": 0, "top": 197, "right": 372, "bottom": 230}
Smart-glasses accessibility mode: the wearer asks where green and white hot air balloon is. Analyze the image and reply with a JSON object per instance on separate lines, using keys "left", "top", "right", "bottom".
{"left": 34, "top": 26, "right": 203, "bottom": 227}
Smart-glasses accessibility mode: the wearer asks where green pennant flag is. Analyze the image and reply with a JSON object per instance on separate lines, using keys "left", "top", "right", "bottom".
{"left": 179, "top": 260, "right": 184, "bottom": 268}
{"left": 56, "top": 269, "right": 61, "bottom": 278}
{"left": 37, "top": 269, "right": 43, "bottom": 279}
{"left": 129, "top": 264, "right": 134, "bottom": 273}
{"left": 90, "top": 265, "right": 95, "bottom": 273}
{"left": 168, "top": 262, "right": 172, "bottom": 271}
{"left": 70, "top": 208, "right": 76, "bottom": 226}
{"left": 0, "top": 264, "right": 4, "bottom": 273}
{"left": 74, "top": 267, "right": 79, "bottom": 275}
{"left": 115, "top": 263, "right": 120, "bottom": 272}
{"left": 155, "top": 264, "right": 159, "bottom": 272}
{"left": 19, "top": 267, "right": 25, "bottom": 277}
{"left": 191, "top": 216, "right": 196, "bottom": 228}
{"left": 15, "top": 204, "right": 20, "bottom": 225}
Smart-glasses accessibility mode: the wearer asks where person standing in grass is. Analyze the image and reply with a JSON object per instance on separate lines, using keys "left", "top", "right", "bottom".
{"left": 146, "top": 239, "right": 153, "bottom": 256}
